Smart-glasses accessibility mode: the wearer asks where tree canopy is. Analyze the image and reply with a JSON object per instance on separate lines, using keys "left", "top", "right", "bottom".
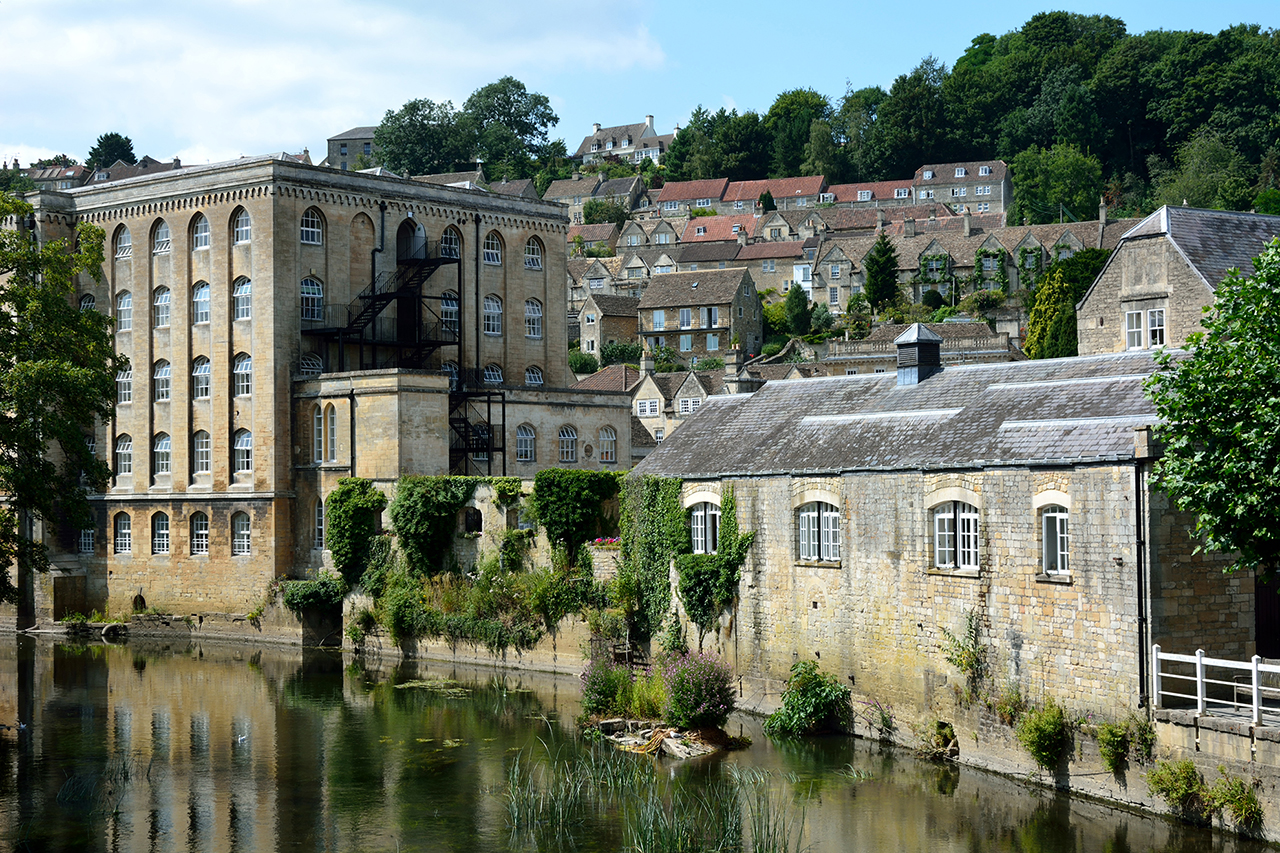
{"left": 0, "top": 195, "right": 124, "bottom": 603}
{"left": 863, "top": 232, "right": 901, "bottom": 311}
{"left": 582, "top": 198, "right": 628, "bottom": 230}
{"left": 86, "top": 133, "right": 135, "bottom": 170}
{"left": 1147, "top": 238, "right": 1280, "bottom": 575}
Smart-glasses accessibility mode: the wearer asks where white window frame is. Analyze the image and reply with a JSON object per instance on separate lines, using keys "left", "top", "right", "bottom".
{"left": 115, "top": 435, "right": 132, "bottom": 474}
{"left": 679, "top": 334, "right": 692, "bottom": 352}
{"left": 525, "top": 366, "right": 543, "bottom": 386}
{"left": 314, "top": 501, "right": 325, "bottom": 549}
{"left": 707, "top": 333, "right": 719, "bottom": 351}
{"left": 857, "top": 190, "right": 872, "bottom": 201}
{"left": 652, "top": 310, "right": 665, "bottom": 331}
{"left": 516, "top": 424, "right": 536, "bottom": 462}
{"left": 599, "top": 426, "right": 616, "bottom": 463}
{"left": 695, "top": 198, "right": 711, "bottom": 208}
{"left": 895, "top": 187, "right": 910, "bottom": 199}
{"left": 117, "top": 367, "right": 132, "bottom": 404}
{"left": 115, "top": 229, "right": 132, "bottom": 260}
{"left": 1125, "top": 311, "right": 1143, "bottom": 350}
{"left": 193, "top": 430, "right": 211, "bottom": 474}
{"left": 153, "top": 222, "right": 171, "bottom": 255}
{"left": 441, "top": 291, "right": 458, "bottom": 333}
{"left": 680, "top": 308, "right": 692, "bottom": 329}
{"left": 233, "top": 278, "right": 252, "bottom": 320}
{"left": 301, "top": 210, "right": 323, "bottom": 245}
{"left": 153, "top": 361, "right": 171, "bottom": 402}
{"left": 233, "top": 354, "right": 252, "bottom": 396}
{"left": 933, "top": 501, "right": 979, "bottom": 571}
{"left": 152, "top": 512, "right": 170, "bottom": 554}
{"left": 798, "top": 501, "right": 839, "bottom": 561}
{"left": 637, "top": 399, "right": 659, "bottom": 417}
{"left": 116, "top": 291, "right": 132, "bottom": 331}
{"left": 191, "top": 512, "right": 209, "bottom": 554}
{"left": 153, "top": 287, "right": 170, "bottom": 328}
{"left": 231, "top": 512, "right": 251, "bottom": 555}
{"left": 78, "top": 528, "right": 95, "bottom": 555}
{"left": 233, "top": 210, "right": 251, "bottom": 244}
{"left": 955, "top": 167, "right": 966, "bottom": 177}
{"left": 301, "top": 278, "right": 323, "bottom": 321}
{"left": 525, "top": 299, "right": 543, "bottom": 338}
{"left": 558, "top": 426, "right": 577, "bottom": 462}
{"left": 483, "top": 295, "right": 503, "bottom": 335}
{"left": 1042, "top": 505, "right": 1069, "bottom": 575}
{"left": 192, "top": 283, "right": 210, "bottom": 324}
{"left": 483, "top": 232, "right": 502, "bottom": 265}
{"left": 483, "top": 364, "right": 503, "bottom": 384}
{"left": 1147, "top": 309, "right": 1165, "bottom": 347}
{"left": 441, "top": 229, "right": 460, "bottom": 259}
{"left": 978, "top": 165, "right": 992, "bottom": 176}
{"left": 233, "top": 430, "right": 253, "bottom": 473}
{"left": 153, "top": 433, "right": 171, "bottom": 474}
{"left": 691, "top": 502, "right": 721, "bottom": 554}
{"left": 524, "top": 238, "right": 543, "bottom": 270}
{"left": 192, "top": 358, "right": 211, "bottom": 399}
{"left": 192, "top": 215, "right": 210, "bottom": 249}
{"left": 114, "top": 513, "right": 131, "bottom": 554}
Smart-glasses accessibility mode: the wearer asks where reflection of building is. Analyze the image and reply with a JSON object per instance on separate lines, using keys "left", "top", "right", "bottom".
{"left": 17, "top": 155, "right": 630, "bottom": 617}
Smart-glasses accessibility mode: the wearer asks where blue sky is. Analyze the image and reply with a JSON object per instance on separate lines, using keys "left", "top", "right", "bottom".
{"left": 1, "top": 0, "right": 1274, "bottom": 169}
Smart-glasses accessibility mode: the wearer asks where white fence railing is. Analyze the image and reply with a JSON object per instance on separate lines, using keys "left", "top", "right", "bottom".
{"left": 1152, "top": 645, "right": 1280, "bottom": 724}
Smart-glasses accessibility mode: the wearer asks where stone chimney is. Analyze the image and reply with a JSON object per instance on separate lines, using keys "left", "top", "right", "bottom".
{"left": 894, "top": 323, "right": 943, "bottom": 386}
{"left": 1097, "top": 196, "right": 1108, "bottom": 249}
{"left": 173, "top": 156, "right": 182, "bottom": 169}
{"left": 736, "top": 228, "right": 748, "bottom": 247}
{"left": 904, "top": 217, "right": 916, "bottom": 238}
{"left": 876, "top": 208, "right": 886, "bottom": 230}
{"left": 641, "top": 350, "right": 655, "bottom": 374}
{"left": 593, "top": 123, "right": 601, "bottom": 134}
{"left": 962, "top": 206, "right": 971, "bottom": 237}
{"left": 724, "top": 348, "right": 743, "bottom": 393}
{"left": 645, "top": 115, "right": 654, "bottom": 131}
{"left": 572, "top": 171, "right": 581, "bottom": 181}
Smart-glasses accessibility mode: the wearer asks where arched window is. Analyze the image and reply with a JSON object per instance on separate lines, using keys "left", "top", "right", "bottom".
{"left": 326, "top": 405, "right": 336, "bottom": 461}
{"left": 116, "top": 291, "right": 132, "bottom": 331}
{"left": 441, "top": 227, "right": 461, "bottom": 259}
{"left": 933, "top": 501, "right": 979, "bottom": 571}
{"left": 153, "top": 221, "right": 171, "bottom": 255}
{"left": 483, "top": 231, "right": 502, "bottom": 265}
{"left": 231, "top": 512, "right": 251, "bottom": 555}
{"left": 233, "top": 354, "right": 252, "bottom": 396}
{"left": 113, "top": 513, "right": 131, "bottom": 553}
{"left": 152, "top": 512, "right": 170, "bottom": 554}
{"left": 301, "top": 278, "right": 323, "bottom": 321}
{"left": 116, "top": 367, "right": 132, "bottom": 403}
{"left": 114, "top": 227, "right": 132, "bottom": 259}
{"left": 79, "top": 294, "right": 96, "bottom": 312}
{"left": 558, "top": 426, "right": 577, "bottom": 463}
{"left": 599, "top": 426, "right": 617, "bottom": 463}
{"left": 524, "top": 365, "right": 543, "bottom": 386}
{"left": 483, "top": 295, "right": 502, "bottom": 335}
{"left": 152, "top": 433, "right": 171, "bottom": 475}
{"left": 115, "top": 435, "right": 132, "bottom": 475}
{"left": 190, "top": 512, "right": 209, "bottom": 554}
{"left": 525, "top": 299, "right": 543, "bottom": 338}
{"left": 312, "top": 404, "right": 337, "bottom": 463}
{"left": 192, "top": 282, "right": 210, "bottom": 324}
{"left": 483, "top": 363, "right": 503, "bottom": 384}
{"left": 191, "top": 357, "right": 211, "bottom": 398}
{"left": 798, "top": 501, "right": 840, "bottom": 561}
{"left": 192, "top": 430, "right": 211, "bottom": 473}
{"left": 442, "top": 361, "right": 458, "bottom": 390}
{"left": 191, "top": 214, "right": 211, "bottom": 250}
{"left": 524, "top": 237, "right": 543, "bottom": 270}
{"left": 691, "top": 502, "right": 721, "bottom": 554}
{"left": 153, "top": 360, "right": 171, "bottom": 401}
{"left": 233, "top": 278, "right": 252, "bottom": 320}
{"left": 441, "top": 290, "right": 459, "bottom": 333}
{"left": 314, "top": 500, "right": 325, "bottom": 549}
{"left": 300, "top": 209, "right": 323, "bottom": 245}
{"left": 516, "top": 424, "right": 536, "bottom": 462}
{"left": 299, "top": 353, "right": 323, "bottom": 375}
{"left": 1041, "top": 505, "right": 1069, "bottom": 575}
{"left": 233, "top": 209, "right": 251, "bottom": 244}
{"left": 153, "top": 287, "right": 170, "bottom": 327}
{"left": 233, "top": 430, "right": 253, "bottom": 472}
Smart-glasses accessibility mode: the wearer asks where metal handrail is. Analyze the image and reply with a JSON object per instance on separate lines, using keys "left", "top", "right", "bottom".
{"left": 1152, "top": 644, "right": 1280, "bottom": 724}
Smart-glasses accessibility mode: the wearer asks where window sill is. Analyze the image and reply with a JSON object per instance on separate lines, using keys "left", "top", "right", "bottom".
{"left": 797, "top": 559, "right": 841, "bottom": 569}
{"left": 927, "top": 568, "right": 980, "bottom": 579}
{"left": 1036, "top": 573, "right": 1072, "bottom": 585}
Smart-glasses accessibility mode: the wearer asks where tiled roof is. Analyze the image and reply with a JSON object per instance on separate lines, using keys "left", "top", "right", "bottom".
{"left": 568, "top": 223, "right": 619, "bottom": 243}
{"left": 596, "top": 177, "right": 640, "bottom": 197}
{"left": 634, "top": 350, "right": 1165, "bottom": 479}
{"left": 826, "top": 180, "right": 914, "bottom": 202}
{"left": 90, "top": 155, "right": 183, "bottom": 184}
{"left": 677, "top": 242, "right": 741, "bottom": 263}
{"left": 489, "top": 178, "right": 536, "bottom": 197}
{"left": 631, "top": 414, "right": 657, "bottom": 448}
{"left": 819, "top": 203, "right": 959, "bottom": 233}
{"left": 26, "top": 164, "right": 90, "bottom": 181}
{"left": 414, "top": 169, "right": 485, "bottom": 187}
{"left": 657, "top": 178, "right": 729, "bottom": 203}
{"left": 648, "top": 372, "right": 687, "bottom": 400}
{"left": 588, "top": 294, "right": 641, "bottom": 316}
{"left": 736, "top": 241, "right": 807, "bottom": 260}
{"left": 638, "top": 268, "right": 750, "bottom": 309}
{"left": 543, "top": 174, "right": 601, "bottom": 200}
{"left": 722, "top": 177, "right": 827, "bottom": 203}
{"left": 572, "top": 363, "right": 643, "bottom": 392}
{"left": 692, "top": 370, "right": 726, "bottom": 396}
{"left": 574, "top": 121, "right": 651, "bottom": 158}
{"left": 681, "top": 214, "right": 758, "bottom": 242}
{"left": 915, "top": 160, "right": 1008, "bottom": 182}
{"left": 329, "top": 126, "right": 377, "bottom": 140}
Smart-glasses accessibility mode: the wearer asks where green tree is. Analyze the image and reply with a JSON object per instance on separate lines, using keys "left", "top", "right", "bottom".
{"left": 600, "top": 340, "right": 642, "bottom": 366}
{"left": 86, "top": 133, "right": 135, "bottom": 169}
{"left": 863, "top": 232, "right": 901, "bottom": 311}
{"left": 784, "top": 284, "right": 811, "bottom": 335}
{"left": 833, "top": 85, "right": 888, "bottom": 181}
{"left": 462, "top": 76, "right": 559, "bottom": 179}
{"left": 1147, "top": 238, "right": 1280, "bottom": 575}
{"left": 799, "top": 120, "right": 845, "bottom": 182}
{"left": 1151, "top": 129, "right": 1254, "bottom": 210}
{"left": 581, "top": 198, "right": 628, "bottom": 230}
{"left": 0, "top": 195, "right": 124, "bottom": 606}
{"left": 374, "top": 98, "right": 474, "bottom": 176}
{"left": 1023, "top": 270, "right": 1076, "bottom": 359}
{"left": 568, "top": 350, "right": 598, "bottom": 374}
{"left": 33, "top": 154, "right": 78, "bottom": 168}
{"left": 765, "top": 89, "right": 832, "bottom": 178}
{"left": 1255, "top": 188, "right": 1280, "bottom": 215}
{"left": 863, "top": 57, "right": 947, "bottom": 179}
{"left": 757, "top": 190, "right": 776, "bottom": 212}
{"left": 1009, "top": 143, "right": 1103, "bottom": 224}
{"left": 0, "top": 166, "right": 35, "bottom": 196}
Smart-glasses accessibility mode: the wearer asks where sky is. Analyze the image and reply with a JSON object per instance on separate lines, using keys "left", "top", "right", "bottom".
{"left": 1, "top": 0, "right": 1275, "bottom": 169}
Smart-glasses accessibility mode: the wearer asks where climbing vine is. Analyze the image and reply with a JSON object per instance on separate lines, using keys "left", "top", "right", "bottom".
{"left": 326, "top": 478, "right": 388, "bottom": 585}
{"left": 1017, "top": 247, "right": 1044, "bottom": 289}
{"left": 527, "top": 469, "right": 621, "bottom": 564}
{"left": 973, "top": 248, "right": 1010, "bottom": 293}
{"left": 675, "top": 486, "right": 755, "bottom": 648}
{"left": 618, "top": 475, "right": 685, "bottom": 639}
{"left": 389, "top": 476, "right": 478, "bottom": 574}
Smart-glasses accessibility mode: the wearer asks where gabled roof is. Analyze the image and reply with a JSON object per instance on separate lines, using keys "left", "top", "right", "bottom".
{"left": 414, "top": 168, "right": 486, "bottom": 188}
{"left": 723, "top": 176, "right": 827, "bottom": 203}
{"left": 489, "top": 178, "right": 537, "bottom": 198}
{"left": 574, "top": 121, "right": 653, "bottom": 158}
{"left": 819, "top": 203, "right": 958, "bottom": 233}
{"left": 634, "top": 351, "right": 1165, "bottom": 479}
{"left": 677, "top": 241, "right": 740, "bottom": 263}
{"left": 568, "top": 223, "right": 619, "bottom": 244}
{"left": 866, "top": 322, "right": 994, "bottom": 342}
{"left": 826, "top": 180, "right": 914, "bottom": 202}
{"left": 1131, "top": 206, "right": 1280, "bottom": 291}
{"left": 915, "top": 161, "right": 1008, "bottom": 181}
{"left": 632, "top": 414, "right": 657, "bottom": 448}
{"left": 596, "top": 176, "right": 641, "bottom": 197}
{"left": 89, "top": 155, "right": 183, "bottom": 184}
{"left": 572, "top": 363, "right": 643, "bottom": 392}
{"left": 681, "top": 214, "right": 758, "bottom": 242}
{"left": 329, "top": 126, "right": 377, "bottom": 141}
{"left": 587, "top": 294, "right": 641, "bottom": 317}
{"left": 638, "top": 268, "right": 751, "bottom": 310}
{"left": 736, "top": 241, "right": 807, "bottom": 260}
{"left": 657, "top": 179, "right": 729, "bottom": 203}
{"left": 543, "top": 174, "right": 601, "bottom": 200}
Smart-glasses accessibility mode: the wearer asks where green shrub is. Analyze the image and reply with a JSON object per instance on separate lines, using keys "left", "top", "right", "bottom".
{"left": 601, "top": 340, "right": 643, "bottom": 367}
{"left": 389, "top": 476, "right": 476, "bottom": 574}
{"left": 59, "top": 611, "right": 88, "bottom": 624}
{"left": 940, "top": 609, "right": 985, "bottom": 699}
{"left": 1147, "top": 759, "right": 1211, "bottom": 825}
{"left": 528, "top": 469, "right": 620, "bottom": 564}
{"left": 1207, "top": 767, "right": 1264, "bottom": 830}
{"left": 281, "top": 575, "right": 347, "bottom": 613}
{"left": 580, "top": 657, "right": 631, "bottom": 717}
{"left": 763, "top": 660, "right": 853, "bottom": 737}
{"left": 661, "top": 652, "right": 735, "bottom": 729}
{"left": 1096, "top": 721, "right": 1129, "bottom": 774}
{"left": 630, "top": 669, "right": 668, "bottom": 719}
{"left": 1015, "top": 699, "right": 1070, "bottom": 770}
{"left": 761, "top": 342, "right": 783, "bottom": 358}
{"left": 989, "top": 682, "right": 1027, "bottom": 726}
{"left": 568, "top": 350, "right": 598, "bottom": 374}
{"left": 1129, "top": 713, "right": 1156, "bottom": 763}
{"left": 921, "top": 289, "right": 944, "bottom": 310}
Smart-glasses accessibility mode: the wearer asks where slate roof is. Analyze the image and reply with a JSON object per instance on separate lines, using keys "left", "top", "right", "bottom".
{"left": 489, "top": 178, "right": 536, "bottom": 198}
{"left": 568, "top": 223, "right": 619, "bottom": 244}
{"left": 596, "top": 177, "right": 640, "bottom": 197}
{"left": 915, "top": 161, "right": 1008, "bottom": 182}
{"left": 677, "top": 242, "right": 741, "bottom": 264}
{"left": 1132, "top": 206, "right": 1280, "bottom": 291}
{"left": 819, "top": 203, "right": 959, "bottom": 233}
{"left": 414, "top": 169, "right": 485, "bottom": 187}
{"left": 574, "top": 121, "right": 651, "bottom": 158}
{"left": 329, "top": 126, "right": 377, "bottom": 141}
{"left": 589, "top": 294, "right": 641, "bottom": 316}
{"left": 572, "top": 364, "right": 643, "bottom": 392}
{"left": 90, "top": 155, "right": 183, "bottom": 184}
{"left": 632, "top": 415, "right": 657, "bottom": 449}
{"left": 865, "top": 322, "right": 996, "bottom": 342}
{"left": 736, "top": 241, "right": 807, "bottom": 260}
{"left": 634, "top": 350, "right": 1166, "bottom": 479}
{"left": 544, "top": 174, "right": 601, "bottom": 200}
{"left": 637, "top": 268, "right": 750, "bottom": 309}
{"left": 657, "top": 178, "right": 729, "bottom": 203}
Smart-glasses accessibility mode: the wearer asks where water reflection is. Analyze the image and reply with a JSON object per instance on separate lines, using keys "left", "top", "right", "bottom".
{"left": 0, "top": 636, "right": 1268, "bottom": 853}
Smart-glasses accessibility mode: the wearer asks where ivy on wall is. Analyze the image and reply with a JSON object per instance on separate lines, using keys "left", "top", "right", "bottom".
{"left": 674, "top": 486, "right": 756, "bottom": 648}
{"left": 618, "top": 475, "right": 685, "bottom": 639}
{"left": 972, "top": 247, "right": 1010, "bottom": 293}
{"left": 389, "top": 476, "right": 479, "bottom": 574}
{"left": 326, "top": 478, "right": 388, "bottom": 585}
{"left": 527, "top": 469, "right": 622, "bottom": 563}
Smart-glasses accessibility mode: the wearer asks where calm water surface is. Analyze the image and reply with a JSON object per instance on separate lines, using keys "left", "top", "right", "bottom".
{"left": 0, "top": 636, "right": 1268, "bottom": 852}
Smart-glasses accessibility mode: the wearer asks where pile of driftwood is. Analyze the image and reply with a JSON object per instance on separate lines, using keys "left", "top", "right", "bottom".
{"left": 595, "top": 719, "right": 719, "bottom": 759}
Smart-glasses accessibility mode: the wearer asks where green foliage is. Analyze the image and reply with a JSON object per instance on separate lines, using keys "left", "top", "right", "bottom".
{"left": 389, "top": 476, "right": 477, "bottom": 574}
{"left": 864, "top": 232, "right": 901, "bottom": 311}
{"left": 1255, "top": 188, "right": 1280, "bottom": 216}
{"left": 568, "top": 350, "right": 598, "bottom": 374}
{"left": 1147, "top": 239, "right": 1280, "bottom": 575}
{"left": 600, "top": 340, "right": 642, "bottom": 367}
{"left": 809, "top": 301, "right": 834, "bottom": 333}
{"left": 1129, "top": 713, "right": 1156, "bottom": 763}
{"left": 1023, "top": 270, "right": 1077, "bottom": 359}
{"left": 1042, "top": 247, "right": 1110, "bottom": 303}
{"left": 1146, "top": 760, "right": 1211, "bottom": 825}
{"left": 281, "top": 574, "right": 347, "bottom": 614}
{"left": 921, "top": 289, "right": 945, "bottom": 310}
{"left": 661, "top": 652, "right": 736, "bottom": 729}
{"left": 1015, "top": 699, "right": 1070, "bottom": 770}
{"left": 957, "top": 288, "right": 1005, "bottom": 318}
{"left": 697, "top": 357, "right": 724, "bottom": 370}
{"left": 580, "top": 657, "right": 633, "bottom": 717}
{"left": 86, "top": 132, "right": 135, "bottom": 169}
{"left": 940, "top": 609, "right": 986, "bottom": 699}
{"left": 0, "top": 195, "right": 122, "bottom": 603}
{"left": 763, "top": 660, "right": 853, "bottom": 736}
{"left": 766, "top": 88, "right": 832, "bottom": 178}
{"left": 761, "top": 299, "right": 789, "bottom": 339}
{"left": 688, "top": 207, "right": 718, "bottom": 218}
{"left": 783, "top": 285, "right": 811, "bottom": 336}
{"left": 758, "top": 190, "right": 775, "bottom": 212}
{"left": 1206, "top": 767, "right": 1264, "bottom": 830}
{"left": 674, "top": 487, "right": 754, "bottom": 647}
{"left": 582, "top": 198, "right": 629, "bottom": 230}
{"left": 659, "top": 610, "right": 689, "bottom": 655}
{"left": 0, "top": 164, "right": 35, "bottom": 195}
{"left": 325, "top": 478, "right": 388, "bottom": 586}
{"left": 528, "top": 469, "right": 620, "bottom": 563}
{"left": 1152, "top": 129, "right": 1253, "bottom": 211}
{"left": 1010, "top": 143, "right": 1104, "bottom": 225}
{"left": 618, "top": 476, "right": 685, "bottom": 638}
{"left": 1096, "top": 722, "right": 1129, "bottom": 774}
{"left": 760, "top": 342, "right": 783, "bottom": 359}
{"left": 988, "top": 682, "right": 1027, "bottom": 726}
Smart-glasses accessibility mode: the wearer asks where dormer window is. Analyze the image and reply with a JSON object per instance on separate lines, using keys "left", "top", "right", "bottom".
{"left": 695, "top": 226, "right": 706, "bottom": 236}
{"left": 923, "top": 170, "right": 934, "bottom": 180}
{"left": 606, "top": 140, "right": 614, "bottom": 149}
{"left": 820, "top": 193, "right": 834, "bottom": 204}
{"left": 955, "top": 167, "right": 967, "bottom": 177}
{"left": 731, "top": 224, "right": 740, "bottom": 234}
{"left": 895, "top": 187, "right": 910, "bottom": 199}
{"left": 978, "top": 165, "right": 992, "bottom": 176}
{"left": 857, "top": 190, "right": 871, "bottom": 201}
